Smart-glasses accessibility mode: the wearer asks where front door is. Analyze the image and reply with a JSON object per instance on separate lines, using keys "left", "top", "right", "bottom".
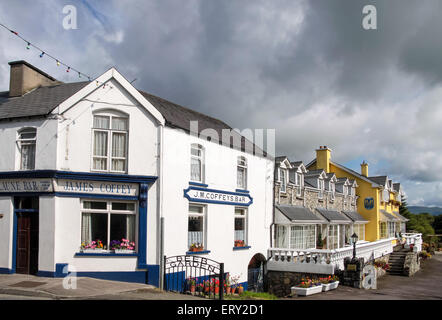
{"left": 15, "top": 197, "right": 39, "bottom": 275}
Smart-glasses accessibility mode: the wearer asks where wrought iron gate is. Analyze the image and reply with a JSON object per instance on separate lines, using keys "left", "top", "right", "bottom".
{"left": 248, "top": 265, "right": 264, "bottom": 292}
{"left": 163, "top": 255, "right": 224, "bottom": 300}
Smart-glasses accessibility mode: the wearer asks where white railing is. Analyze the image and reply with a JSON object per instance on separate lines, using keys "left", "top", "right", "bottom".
{"left": 401, "top": 233, "right": 422, "bottom": 252}
{"left": 267, "top": 238, "right": 394, "bottom": 274}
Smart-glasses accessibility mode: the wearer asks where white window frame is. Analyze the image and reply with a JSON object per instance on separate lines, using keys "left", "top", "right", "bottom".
{"left": 188, "top": 204, "right": 206, "bottom": 250}
{"left": 234, "top": 207, "right": 248, "bottom": 246}
{"left": 81, "top": 199, "right": 137, "bottom": 251}
{"left": 190, "top": 144, "right": 205, "bottom": 183}
{"left": 237, "top": 156, "right": 247, "bottom": 190}
{"left": 318, "top": 179, "right": 324, "bottom": 199}
{"left": 295, "top": 173, "right": 303, "bottom": 197}
{"left": 279, "top": 168, "right": 287, "bottom": 193}
{"left": 17, "top": 128, "right": 37, "bottom": 170}
{"left": 91, "top": 112, "right": 129, "bottom": 173}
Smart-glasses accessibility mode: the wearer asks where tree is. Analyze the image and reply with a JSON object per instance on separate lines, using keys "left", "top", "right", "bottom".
{"left": 432, "top": 215, "right": 442, "bottom": 235}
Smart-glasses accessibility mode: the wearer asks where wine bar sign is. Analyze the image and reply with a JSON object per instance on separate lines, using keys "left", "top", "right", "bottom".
{"left": 183, "top": 186, "right": 253, "bottom": 206}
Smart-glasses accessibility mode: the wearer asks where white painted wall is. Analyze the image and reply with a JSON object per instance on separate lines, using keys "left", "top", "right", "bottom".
{"left": 162, "top": 127, "right": 274, "bottom": 284}
{"left": 0, "top": 118, "right": 58, "bottom": 171}
{"left": 0, "top": 197, "right": 12, "bottom": 270}
{"left": 39, "top": 196, "right": 56, "bottom": 272}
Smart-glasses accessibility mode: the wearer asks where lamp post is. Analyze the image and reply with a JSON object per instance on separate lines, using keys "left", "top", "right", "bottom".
{"left": 351, "top": 233, "right": 358, "bottom": 260}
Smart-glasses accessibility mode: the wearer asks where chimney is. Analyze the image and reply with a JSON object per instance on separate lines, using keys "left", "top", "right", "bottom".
{"left": 316, "top": 146, "right": 331, "bottom": 173}
{"left": 361, "top": 161, "right": 369, "bottom": 177}
{"left": 8, "top": 60, "right": 59, "bottom": 97}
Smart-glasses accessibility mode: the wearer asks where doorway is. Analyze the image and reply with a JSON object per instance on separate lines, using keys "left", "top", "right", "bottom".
{"left": 14, "top": 197, "right": 39, "bottom": 275}
{"left": 247, "top": 253, "right": 266, "bottom": 292}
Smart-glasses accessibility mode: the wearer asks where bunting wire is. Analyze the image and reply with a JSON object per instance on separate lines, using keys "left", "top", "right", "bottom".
{"left": 0, "top": 21, "right": 110, "bottom": 87}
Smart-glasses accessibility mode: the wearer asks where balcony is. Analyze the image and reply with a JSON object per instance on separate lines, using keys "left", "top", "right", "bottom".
{"left": 401, "top": 233, "right": 422, "bottom": 252}
{"left": 267, "top": 238, "right": 395, "bottom": 274}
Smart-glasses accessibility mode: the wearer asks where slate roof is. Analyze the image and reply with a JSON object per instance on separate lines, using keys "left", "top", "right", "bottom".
{"left": 342, "top": 211, "right": 368, "bottom": 223}
{"left": 380, "top": 210, "right": 400, "bottom": 222}
{"left": 368, "top": 176, "right": 388, "bottom": 187}
{"left": 0, "top": 72, "right": 266, "bottom": 156}
{"left": 393, "top": 211, "right": 409, "bottom": 222}
{"left": 316, "top": 208, "right": 351, "bottom": 223}
{"left": 0, "top": 82, "right": 89, "bottom": 120}
{"left": 276, "top": 205, "right": 324, "bottom": 223}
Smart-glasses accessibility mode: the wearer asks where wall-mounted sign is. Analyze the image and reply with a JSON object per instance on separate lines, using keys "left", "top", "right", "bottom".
{"left": 0, "top": 178, "right": 53, "bottom": 193}
{"left": 184, "top": 186, "right": 253, "bottom": 206}
{"left": 364, "top": 197, "right": 374, "bottom": 210}
{"left": 54, "top": 179, "right": 139, "bottom": 197}
{"left": 0, "top": 178, "right": 138, "bottom": 197}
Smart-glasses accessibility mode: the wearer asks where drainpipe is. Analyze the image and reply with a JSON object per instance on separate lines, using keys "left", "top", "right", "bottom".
{"left": 158, "top": 125, "right": 165, "bottom": 289}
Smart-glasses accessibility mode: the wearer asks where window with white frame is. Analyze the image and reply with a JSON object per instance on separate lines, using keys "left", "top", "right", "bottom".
{"left": 92, "top": 112, "right": 129, "bottom": 173}
{"left": 237, "top": 156, "right": 247, "bottom": 190}
{"left": 318, "top": 179, "right": 324, "bottom": 199}
{"left": 330, "top": 182, "right": 335, "bottom": 200}
{"left": 188, "top": 204, "right": 205, "bottom": 250}
{"left": 328, "top": 224, "right": 339, "bottom": 249}
{"left": 190, "top": 144, "right": 204, "bottom": 183}
{"left": 275, "top": 225, "right": 289, "bottom": 248}
{"left": 353, "top": 224, "right": 365, "bottom": 241}
{"left": 380, "top": 222, "right": 387, "bottom": 239}
{"left": 81, "top": 200, "right": 136, "bottom": 250}
{"left": 279, "top": 168, "right": 287, "bottom": 193}
{"left": 287, "top": 225, "right": 316, "bottom": 249}
{"left": 17, "top": 128, "right": 37, "bottom": 170}
{"left": 388, "top": 221, "right": 395, "bottom": 238}
{"left": 295, "top": 173, "right": 303, "bottom": 196}
{"left": 234, "top": 207, "right": 247, "bottom": 247}
{"left": 383, "top": 189, "right": 389, "bottom": 202}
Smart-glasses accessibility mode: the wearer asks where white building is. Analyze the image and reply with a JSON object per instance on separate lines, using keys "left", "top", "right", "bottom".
{"left": 0, "top": 60, "right": 274, "bottom": 288}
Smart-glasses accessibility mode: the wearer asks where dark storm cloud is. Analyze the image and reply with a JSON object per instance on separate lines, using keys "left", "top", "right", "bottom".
{"left": 1, "top": 0, "right": 442, "bottom": 205}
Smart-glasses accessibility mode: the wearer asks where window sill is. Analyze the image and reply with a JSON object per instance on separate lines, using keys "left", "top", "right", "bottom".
{"left": 235, "top": 189, "right": 249, "bottom": 194}
{"left": 189, "top": 181, "right": 208, "bottom": 187}
{"left": 75, "top": 252, "right": 138, "bottom": 257}
{"left": 233, "top": 246, "right": 251, "bottom": 251}
{"left": 186, "top": 250, "right": 211, "bottom": 255}
{"left": 296, "top": 196, "right": 303, "bottom": 200}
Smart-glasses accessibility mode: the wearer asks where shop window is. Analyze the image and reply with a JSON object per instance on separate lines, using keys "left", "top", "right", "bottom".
{"left": 190, "top": 144, "right": 204, "bottom": 183}
{"left": 237, "top": 156, "right": 247, "bottom": 190}
{"left": 81, "top": 200, "right": 136, "bottom": 251}
{"left": 17, "top": 128, "right": 36, "bottom": 170}
{"left": 234, "top": 207, "right": 247, "bottom": 247}
{"left": 92, "top": 112, "right": 128, "bottom": 173}
{"left": 188, "top": 204, "right": 205, "bottom": 251}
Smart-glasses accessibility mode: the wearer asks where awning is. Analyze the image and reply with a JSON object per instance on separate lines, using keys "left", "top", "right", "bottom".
{"left": 316, "top": 208, "right": 351, "bottom": 224}
{"left": 342, "top": 211, "right": 369, "bottom": 224}
{"left": 392, "top": 211, "right": 409, "bottom": 222}
{"left": 380, "top": 210, "right": 401, "bottom": 222}
{"left": 275, "top": 205, "right": 325, "bottom": 224}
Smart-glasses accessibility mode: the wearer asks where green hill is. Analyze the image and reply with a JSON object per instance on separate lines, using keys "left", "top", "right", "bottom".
{"left": 408, "top": 206, "right": 442, "bottom": 216}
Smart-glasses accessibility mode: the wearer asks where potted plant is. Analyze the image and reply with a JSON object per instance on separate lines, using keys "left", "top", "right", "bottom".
{"left": 187, "top": 278, "right": 196, "bottom": 294}
{"left": 81, "top": 240, "right": 105, "bottom": 253}
{"left": 234, "top": 240, "right": 246, "bottom": 247}
{"left": 229, "top": 274, "right": 241, "bottom": 294}
{"left": 111, "top": 238, "right": 135, "bottom": 253}
{"left": 225, "top": 275, "right": 231, "bottom": 295}
{"left": 320, "top": 275, "right": 340, "bottom": 291}
{"left": 291, "top": 277, "right": 323, "bottom": 296}
{"left": 189, "top": 243, "right": 204, "bottom": 252}
{"left": 237, "top": 284, "right": 244, "bottom": 294}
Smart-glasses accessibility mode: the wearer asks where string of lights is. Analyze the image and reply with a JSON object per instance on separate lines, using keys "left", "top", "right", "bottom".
{"left": 0, "top": 21, "right": 110, "bottom": 88}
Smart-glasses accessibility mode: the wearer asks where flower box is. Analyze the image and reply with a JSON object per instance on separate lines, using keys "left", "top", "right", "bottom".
{"left": 291, "top": 285, "right": 323, "bottom": 296}
{"left": 113, "top": 249, "right": 135, "bottom": 254}
{"left": 82, "top": 249, "right": 105, "bottom": 253}
{"left": 322, "top": 281, "right": 339, "bottom": 291}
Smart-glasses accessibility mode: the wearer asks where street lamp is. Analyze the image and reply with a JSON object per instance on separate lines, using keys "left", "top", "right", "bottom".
{"left": 351, "top": 233, "right": 358, "bottom": 260}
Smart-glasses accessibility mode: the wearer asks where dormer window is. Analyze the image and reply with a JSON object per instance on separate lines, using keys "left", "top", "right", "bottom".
{"left": 295, "top": 172, "right": 303, "bottom": 196}
{"left": 343, "top": 185, "right": 348, "bottom": 196}
{"left": 92, "top": 111, "right": 128, "bottom": 173}
{"left": 318, "top": 179, "right": 324, "bottom": 199}
{"left": 17, "top": 128, "right": 37, "bottom": 170}
{"left": 279, "top": 168, "right": 287, "bottom": 193}
{"left": 330, "top": 182, "right": 335, "bottom": 199}
{"left": 383, "top": 188, "right": 389, "bottom": 202}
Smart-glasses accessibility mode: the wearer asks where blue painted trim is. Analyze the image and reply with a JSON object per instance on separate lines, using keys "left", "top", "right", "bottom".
{"left": 0, "top": 268, "right": 14, "bottom": 274}
{"left": 76, "top": 271, "right": 147, "bottom": 284}
{"left": 185, "top": 250, "right": 211, "bottom": 255}
{"left": 183, "top": 186, "right": 253, "bottom": 206}
{"left": 37, "top": 270, "right": 55, "bottom": 277}
{"left": 75, "top": 252, "right": 138, "bottom": 257}
{"left": 0, "top": 170, "right": 158, "bottom": 184}
{"left": 55, "top": 263, "right": 68, "bottom": 277}
{"left": 235, "top": 189, "right": 250, "bottom": 194}
{"left": 54, "top": 192, "right": 138, "bottom": 200}
{"left": 12, "top": 208, "right": 17, "bottom": 273}
{"left": 13, "top": 209, "right": 39, "bottom": 213}
{"left": 233, "top": 246, "right": 251, "bottom": 251}
{"left": 189, "top": 181, "right": 209, "bottom": 187}
{"left": 146, "top": 264, "right": 160, "bottom": 287}
{"left": 137, "top": 183, "right": 148, "bottom": 269}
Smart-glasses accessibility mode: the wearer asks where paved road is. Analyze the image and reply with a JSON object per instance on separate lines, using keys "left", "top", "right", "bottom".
{"left": 287, "top": 252, "right": 442, "bottom": 300}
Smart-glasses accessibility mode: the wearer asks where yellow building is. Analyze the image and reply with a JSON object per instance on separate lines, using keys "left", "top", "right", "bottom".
{"left": 307, "top": 146, "right": 407, "bottom": 242}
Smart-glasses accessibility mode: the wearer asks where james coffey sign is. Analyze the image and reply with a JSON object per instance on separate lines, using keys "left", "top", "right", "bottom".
{"left": 184, "top": 186, "right": 253, "bottom": 206}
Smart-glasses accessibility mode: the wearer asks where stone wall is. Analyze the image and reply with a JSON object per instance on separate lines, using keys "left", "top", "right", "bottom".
{"left": 403, "top": 252, "right": 420, "bottom": 276}
{"left": 266, "top": 270, "right": 332, "bottom": 297}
